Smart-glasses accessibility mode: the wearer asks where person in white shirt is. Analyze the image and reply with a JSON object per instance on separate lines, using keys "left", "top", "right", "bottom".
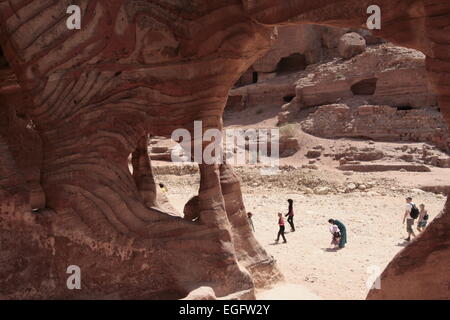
{"left": 403, "top": 197, "right": 417, "bottom": 241}
{"left": 329, "top": 223, "right": 341, "bottom": 249}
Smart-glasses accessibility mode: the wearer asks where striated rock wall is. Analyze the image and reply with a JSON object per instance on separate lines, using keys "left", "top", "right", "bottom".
{"left": 0, "top": 0, "right": 449, "bottom": 299}
{"left": 0, "top": 0, "right": 278, "bottom": 299}
{"left": 295, "top": 45, "right": 437, "bottom": 109}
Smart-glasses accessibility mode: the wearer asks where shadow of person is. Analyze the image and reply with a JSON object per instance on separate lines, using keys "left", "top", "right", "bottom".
{"left": 321, "top": 247, "right": 338, "bottom": 252}
{"left": 270, "top": 241, "right": 288, "bottom": 245}
{"left": 396, "top": 241, "right": 409, "bottom": 247}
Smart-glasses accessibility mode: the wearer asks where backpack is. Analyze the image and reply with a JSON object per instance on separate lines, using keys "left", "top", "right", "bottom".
{"left": 410, "top": 203, "right": 420, "bottom": 219}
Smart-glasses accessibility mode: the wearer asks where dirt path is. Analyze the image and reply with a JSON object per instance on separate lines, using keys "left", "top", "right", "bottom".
{"left": 162, "top": 168, "right": 447, "bottom": 300}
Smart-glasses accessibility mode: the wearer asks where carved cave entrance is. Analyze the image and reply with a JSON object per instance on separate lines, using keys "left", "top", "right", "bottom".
{"left": 276, "top": 53, "right": 307, "bottom": 75}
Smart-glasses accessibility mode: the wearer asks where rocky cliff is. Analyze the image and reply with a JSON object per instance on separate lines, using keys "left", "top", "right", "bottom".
{"left": 0, "top": 0, "right": 448, "bottom": 299}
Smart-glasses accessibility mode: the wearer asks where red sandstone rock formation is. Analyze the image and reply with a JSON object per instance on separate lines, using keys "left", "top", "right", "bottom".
{"left": 338, "top": 32, "right": 367, "bottom": 59}
{"left": 0, "top": 0, "right": 277, "bottom": 299}
{"left": 230, "top": 43, "right": 439, "bottom": 131}
{"left": 301, "top": 104, "right": 450, "bottom": 151}
{"left": 0, "top": 0, "right": 449, "bottom": 299}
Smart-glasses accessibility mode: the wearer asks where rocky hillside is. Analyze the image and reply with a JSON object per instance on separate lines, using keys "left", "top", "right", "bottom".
{"left": 226, "top": 25, "right": 449, "bottom": 152}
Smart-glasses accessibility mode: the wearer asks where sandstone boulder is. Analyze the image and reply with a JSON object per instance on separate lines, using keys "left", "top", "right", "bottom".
{"left": 279, "top": 136, "right": 300, "bottom": 157}
{"left": 306, "top": 150, "right": 322, "bottom": 158}
{"left": 338, "top": 32, "right": 366, "bottom": 59}
{"left": 315, "top": 187, "right": 331, "bottom": 195}
{"left": 346, "top": 183, "right": 357, "bottom": 191}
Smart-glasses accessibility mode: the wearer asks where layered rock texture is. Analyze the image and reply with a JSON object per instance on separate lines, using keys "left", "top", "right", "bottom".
{"left": 302, "top": 104, "right": 450, "bottom": 151}
{"left": 0, "top": 0, "right": 449, "bottom": 299}
{"left": 227, "top": 25, "right": 382, "bottom": 112}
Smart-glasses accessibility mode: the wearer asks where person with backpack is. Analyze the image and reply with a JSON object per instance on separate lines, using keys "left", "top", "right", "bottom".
{"left": 285, "top": 199, "right": 295, "bottom": 232}
{"left": 403, "top": 196, "right": 419, "bottom": 241}
{"left": 417, "top": 204, "right": 429, "bottom": 232}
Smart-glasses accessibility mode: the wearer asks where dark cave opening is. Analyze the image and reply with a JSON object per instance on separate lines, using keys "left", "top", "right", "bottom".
{"left": 283, "top": 95, "right": 295, "bottom": 103}
{"left": 252, "top": 71, "right": 258, "bottom": 84}
{"left": 351, "top": 78, "right": 378, "bottom": 95}
{"left": 396, "top": 106, "right": 414, "bottom": 111}
{"left": 276, "top": 53, "right": 307, "bottom": 75}
{"left": 0, "top": 46, "right": 9, "bottom": 69}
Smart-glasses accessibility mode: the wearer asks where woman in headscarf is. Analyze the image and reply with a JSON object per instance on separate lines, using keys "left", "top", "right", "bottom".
{"left": 328, "top": 219, "right": 347, "bottom": 248}
{"left": 285, "top": 199, "right": 295, "bottom": 232}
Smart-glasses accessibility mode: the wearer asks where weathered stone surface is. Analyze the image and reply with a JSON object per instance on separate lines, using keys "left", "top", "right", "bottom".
{"left": 0, "top": 0, "right": 448, "bottom": 300}
{"left": 0, "top": 70, "right": 45, "bottom": 210}
{"left": 229, "top": 27, "right": 387, "bottom": 113}
{"left": 228, "top": 76, "right": 297, "bottom": 112}
{"left": 338, "top": 32, "right": 366, "bottom": 59}
{"left": 294, "top": 45, "right": 437, "bottom": 109}
{"left": 252, "top": 25, "right": 323, "bottom": 73}
{"left": 277, "top": 97, "right": 301, "bottom": 125}
{"left": 0, "top": 0, "right": 279, "bottom": 299}
{"left": 279, "top": 136, "right": 300, "bottom": 157}
{"left": 306, "top": 150, "right": 321, "bottom": 158}
{"left": 302, "top": 104, "right": 450, "bottom": 151}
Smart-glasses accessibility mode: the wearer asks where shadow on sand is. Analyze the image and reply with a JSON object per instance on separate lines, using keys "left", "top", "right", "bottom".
{"left": 396, "top": 241, "right": 409, "bottom": 247}
{"left": 321, "top": 248, "right": 339, "bottom": 252}
{"left": 270, "top": 241, "right": 287, "bottom": 245}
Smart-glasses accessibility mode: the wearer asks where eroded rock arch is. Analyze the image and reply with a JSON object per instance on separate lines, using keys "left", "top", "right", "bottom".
{"left": 0, "top": 0, "right": 448, "bottom": 299}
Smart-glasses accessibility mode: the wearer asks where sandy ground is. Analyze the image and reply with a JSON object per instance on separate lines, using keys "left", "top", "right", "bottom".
{"left": 159, "top": 167, "right": 447, "bottom": 300}
{"left": 148, "top": 105, "right": 450, "bottom": 300}
{"left": 244, "top": 191, "right": 444, "bottom": 300}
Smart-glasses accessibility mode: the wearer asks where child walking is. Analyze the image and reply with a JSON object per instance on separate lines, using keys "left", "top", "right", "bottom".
{"left": 275, "top": 213, "right": 287, "bottom": 243}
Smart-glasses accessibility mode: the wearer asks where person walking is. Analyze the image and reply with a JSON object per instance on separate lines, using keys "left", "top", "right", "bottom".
{"left": 275, "top": 213, "right": 287, "bottom": 243}
{"left": 403, "top": 196, "right": 418, "bottom": 241}
{"left": 285, "top": 199, "right": 295, "bottom": 232}
{"left": 329, "top": 223, "right": 341, "bottom": 249}
{"left": 247, "top": 212, "right": 255, "bottom": 232}
{"left": 417, "top": 204, "right": 429, "bottom": 233}
{"left": 328, "top": 219, "right": 347, "bottom": 249}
